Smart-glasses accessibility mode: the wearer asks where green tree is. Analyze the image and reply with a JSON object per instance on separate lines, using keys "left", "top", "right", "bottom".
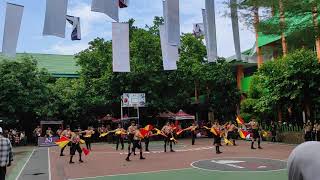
{"left": 0, "top": 55, "right": 51, "bottom": 131}
{"left": 243, "top": 49, "right": 320, "bottom": 123}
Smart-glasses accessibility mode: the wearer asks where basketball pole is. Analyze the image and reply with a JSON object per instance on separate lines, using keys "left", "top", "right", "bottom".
{"left": 137, "top": 106, "right": 140, "bottom": 125}
{"left": 120, "top": 96, "right": 123, "bottom": 120}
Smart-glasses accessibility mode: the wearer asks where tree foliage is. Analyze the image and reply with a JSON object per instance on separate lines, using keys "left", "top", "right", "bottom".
{"left": 241, "top": 49, "right": 320, "bottom": 123}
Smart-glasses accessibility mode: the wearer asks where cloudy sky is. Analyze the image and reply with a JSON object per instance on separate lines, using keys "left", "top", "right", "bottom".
{"left": 0, "top": 0, "right": 255, "bottom": 57}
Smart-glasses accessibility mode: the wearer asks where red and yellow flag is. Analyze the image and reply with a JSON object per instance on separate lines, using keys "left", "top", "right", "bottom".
{"left": 239, "top": 129, "right": 250, "bottom": 139}
{"left": 236, "top": 116, "right": 245, "bottom": 125}
{"left": 176, "top": 129, "right": 184, "bottom": 135}
{"left": 139, "top": 128, "right": 149, "bottom": 138}
{"left": 55, "top": 136, "right": 70, "bottom": 148}
{"left": 82, "top": 148, "right": 90, "bottom": 156}
{"left": 144, "top": 124, "right": 154, "bottom": 131}
{"left": 224, "top": 138, "right": 233, "bottom": 145}
{"left": 211, "top": 128, "right": 220, "bottom": 136}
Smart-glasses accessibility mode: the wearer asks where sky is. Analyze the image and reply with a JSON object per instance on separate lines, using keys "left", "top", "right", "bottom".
{"left": 0, "top": 0, "right": 255, "bottom": 57}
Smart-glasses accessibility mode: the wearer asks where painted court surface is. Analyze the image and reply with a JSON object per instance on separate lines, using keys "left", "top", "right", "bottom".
{"left": 9, "top": 139, "right": 296, "bottom": 180}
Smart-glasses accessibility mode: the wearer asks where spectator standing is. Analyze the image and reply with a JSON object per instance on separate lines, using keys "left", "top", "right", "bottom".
{"left": 0, "top": 127, "right": 13, "bottom": 180}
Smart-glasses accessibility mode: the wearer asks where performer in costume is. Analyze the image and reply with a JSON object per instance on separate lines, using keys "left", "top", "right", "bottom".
{"left": 115, "top": 124, "right": 126, "bottom": 150}
{"left": 60, "top": 126, "right": 72, "bottom": 156}
{"left": 98, "top": 125, "right": 107, "bottom": 142}
{"left": 83, "top": 126, "right": 95, "bottom": 151}
{"left": 185, "top": 123, "right": 198, "bottom": 145}
{"left": 248, "top": 118, "right": 262, "bottom": 149}
{"left": 162, "top": 122, "right": 175, "bottom": 152}
{"left": 212, "top": 121, "right": 222, "bottom": 154}
{"left": 45, "top": 127, "right": 54, "bottom": 143}
{"left": 144, "top": 130, "right": 153, "bottom": 152}
{"left": 56, "top": 127, "right": 63, "bottom": 137}
{"left": 125, "top": 128, "right": 145, "bottom": 161}
{"left": 127, "top": 121, "right": 137, "bottom": 155}
{"left": 226, "top": 121, "right": 238, "bottom": 146}
{"left": 69, "top": 130, "right": 83, "bottom": 164}
{"left": 33, "top": 125, "right": 42, "bottom": 146}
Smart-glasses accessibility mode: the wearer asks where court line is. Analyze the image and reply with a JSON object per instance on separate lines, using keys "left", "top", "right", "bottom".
{"left": 68, "top": 168, "right": 193, "bottom": 180}
{"left": 51, "top": 146, "right": 214, "bottom": 155}
{"left": 48, "top": 148, "right": 52, "bottom": 180}
{"left": 15, "top": 148, "right": 36, "bottom": 180}
{"left": 190, "top": 157, "right": 288, "bottom": 173}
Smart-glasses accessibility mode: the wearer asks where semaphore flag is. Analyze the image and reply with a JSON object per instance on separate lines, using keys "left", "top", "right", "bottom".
{"left": 239, "top": 129, "right": 250, "bottom": 139}
{"left": 236, "top": 115, "right": 245, "bottom": 125}
{"left": 164, "top": 0, "right": 180, "bottom": 46}
{"left": 119, "top": 0, "right": 129, "bottom": 8}
{"left": 43, "top": 0, "right": 68, "bottom": 38}
{"left": 193, "top": 23, "right": 205, "bottom": 38}
{"left": 205, "top": 0, "right": 218, "bottom": 62}
{"left": 91, "top": 0, "right": 119, "bottom": 22}
{"left": 230, "top": 0, "right": 241, "bottom": 60}
{"left": 55, "top": 136, "right": 70, "bottom": 148}
{"left": 2, "top": 3, "right": 24, "bottom": 57}
{"left": 112, "top": 22, "right": 130, "bottom": 72}
{"left": 66, "top": 15, "right": 81, "bottom": 40}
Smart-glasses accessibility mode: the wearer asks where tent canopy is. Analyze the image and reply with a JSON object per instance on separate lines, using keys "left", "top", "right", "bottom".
{"left": 174, "top": 110, "right": 195, "bottom": 120}
{"left": 40, "top": 121, "right": 63, "bottom": 125}
{"left": 157, "top": 111, "right": 175, "bottom": 119}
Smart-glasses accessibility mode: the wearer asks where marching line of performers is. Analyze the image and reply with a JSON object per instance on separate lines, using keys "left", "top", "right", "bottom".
{"left": 37, "top": 117, "right": 266, "bottom": 163}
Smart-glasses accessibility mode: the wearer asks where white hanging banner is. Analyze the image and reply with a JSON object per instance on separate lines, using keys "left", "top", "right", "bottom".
{"left": 2, "top": 3, "right": 24, "bottom": 57}
{"left": 164, "top": 0, "right": 180, "bottom": 46}
{"left": 112, "top": 23, "right": 130, "bottom": 72}
{"left": 230, "top": 0, "right": 241, "bottom": 60}
{"left": 202, "top": 9, "right": 210, "bottom": 61}
{"left": 160, "top": 25, "right": 178, "bottom": 70}
{"left": 205, "top": 0, "right": 218, "bottom": 62}
{"left": 43, "top": 0, "right": 68, "bottom": 38}
{"left": 92, "top": 0, "right": 119, "bottom": 22}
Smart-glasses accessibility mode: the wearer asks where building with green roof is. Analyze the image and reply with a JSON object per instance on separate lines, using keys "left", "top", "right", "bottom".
{"left": 1, "top": 53, "right": 80, "bottom": 78}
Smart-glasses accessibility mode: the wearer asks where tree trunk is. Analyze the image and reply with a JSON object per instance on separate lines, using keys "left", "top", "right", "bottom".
{"left": 304, "top": 102, "right": 311, "bottom": 120}
{"left": 279, "top": 0, "right": 288, "bottom": 56}
{"left": 236, "top": 65, "right": 244, "bottom": 90}
{"left": 253, "top": 7, "right": 263, "bottom": 68}
{"left": 277, "top": 107, "right": 282, "bottom": 122}
{"left": 312, "top": 6, "right": 320, "bottom": 63}
{"left": 194, "top": 80, "right": 199, "bottom": 104}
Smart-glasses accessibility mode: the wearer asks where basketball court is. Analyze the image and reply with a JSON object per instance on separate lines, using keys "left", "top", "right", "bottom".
{"left": 9, "top": 138, "right": 296, "bottom": 180}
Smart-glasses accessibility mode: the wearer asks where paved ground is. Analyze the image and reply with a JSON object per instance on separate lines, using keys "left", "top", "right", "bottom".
{"left": 6, "top": 146, "right": 34, "bottom": 180}
{"left": 7, "top": 138, "right": 296, "bottom": 180}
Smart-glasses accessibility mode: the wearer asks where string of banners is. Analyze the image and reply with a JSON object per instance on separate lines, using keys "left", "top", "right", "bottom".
{"left": 1, "top": 0, "right": 242, "bottom": 72}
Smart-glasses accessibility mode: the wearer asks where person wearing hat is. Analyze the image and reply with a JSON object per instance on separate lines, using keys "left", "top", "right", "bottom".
{"left": 0, "top": 127, "right": 13, "bottom": 179}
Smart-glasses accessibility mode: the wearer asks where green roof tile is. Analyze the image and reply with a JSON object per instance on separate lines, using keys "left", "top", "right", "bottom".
{"left": 1, "top": 53, "right": 80, "bottom": 77}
